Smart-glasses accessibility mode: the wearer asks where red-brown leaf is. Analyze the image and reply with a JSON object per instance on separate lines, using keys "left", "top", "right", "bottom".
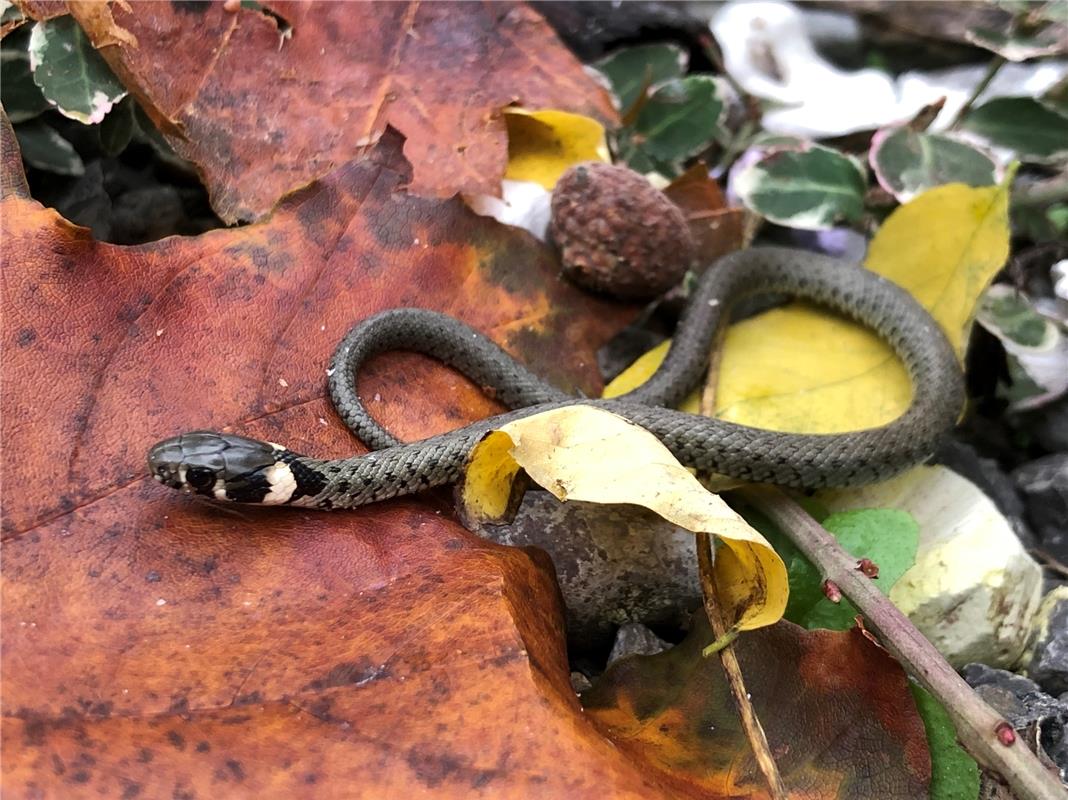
{"left": 0, "top": 127, "right": 671, "bottom": 797}
{"left": 583, "top": 619, "right": 932, "bottom": 799}
{"left": 58, "top": 0, "right": 618, "bottom": 223}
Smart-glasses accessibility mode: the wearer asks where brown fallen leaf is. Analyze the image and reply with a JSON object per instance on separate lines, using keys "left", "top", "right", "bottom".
{"left": 662, "top": 162, "right": 750, "bottom": 262}
{"left": 583, "top": 618, "right": 932, "bottom": 799}
{"left": 35, "top": 0, "right": 621, "bottom": 223}
{"left": 0, "top": 125, "right": 682, "bottom": 797}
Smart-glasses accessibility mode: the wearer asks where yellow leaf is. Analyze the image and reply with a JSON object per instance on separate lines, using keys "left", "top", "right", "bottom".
{"left": 461, "top": 406, "right": 788, "bottom": 630}
{"left": 504, "top": 109, "right": 610, "bottom": 190}
{"left": 865, "top": 180, "right": 1011, "bottom": 359}
{"left": 605, "top": 180, "right": 1010, "bottom": 432}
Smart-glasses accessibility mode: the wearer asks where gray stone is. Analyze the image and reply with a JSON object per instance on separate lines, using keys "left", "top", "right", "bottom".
{"left": 1020, "top": 394, "right": 1068, "bottom": 454}
{"left": 482, "top": 492, "right": 701, "bottom": 647}
{"left": 570, "top": 671, "right": 593, "bottom": 694}
{"left": 1028, "top": 591, "right": 1068, "bottom": 696}
{"left": 1013, "top": 454, "right": 1068, "bottom": 562}
{"left": 607, "top": 622, "right": 672, "bottom": 667}
{"left": 963, "top": 662, "right": 1068, "bottom": 779}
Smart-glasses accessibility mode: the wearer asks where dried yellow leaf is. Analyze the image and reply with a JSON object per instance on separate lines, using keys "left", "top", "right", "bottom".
{"left": 461, "top": 406, "right": 788, "bottom": 630}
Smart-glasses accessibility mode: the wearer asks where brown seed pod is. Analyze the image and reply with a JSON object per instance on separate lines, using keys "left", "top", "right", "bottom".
{"left": 550, "top": 161, "right": 695, "bottom": 300}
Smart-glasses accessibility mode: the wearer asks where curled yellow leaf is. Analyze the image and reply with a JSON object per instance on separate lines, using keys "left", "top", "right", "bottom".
{"left": 461, "top": 406, "right": 788, "bottom": 630}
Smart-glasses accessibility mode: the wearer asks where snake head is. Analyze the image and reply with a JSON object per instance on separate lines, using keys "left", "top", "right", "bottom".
{"left": 147, "top": 431, "right": 289, "bottom": 503}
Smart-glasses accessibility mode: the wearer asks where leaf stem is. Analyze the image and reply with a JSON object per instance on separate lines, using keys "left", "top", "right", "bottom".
{"left": 1012, "top": 171, "right": 1068, "bottom": 207}
{"left": 948, "top": 56, "right": 1007, "bottom": 130}
{"left": 736, "top": 485, "right": 1066, "bottom": 800}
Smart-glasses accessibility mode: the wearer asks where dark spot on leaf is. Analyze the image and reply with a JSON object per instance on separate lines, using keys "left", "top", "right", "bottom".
{"left": 21, "top": 715, "right": 46, "bottom": 747}
{"left": 16, "top": 327, "right": 36, "bottom": 347}
{"left": 225, "top": 759, "right": 245, "bottom": 781}
{"left": 405, "top": 750, "right": 497, "bottom": 790}
{"left": 480, "top": 232, "right": 542, "bottom": 299}
{"left": 137, "top": 748, "right": 154, "bottom": 763}
{"left": 195, "top": 741, "right": 210, "bottom": 753}
{"left": 305, "top": 698, "right": 337, "bottom": 722}
{"left": 170, "top": 1, "right": 210, "bottom": 14}
{"left": 166, "top": 730, "right": 186, "bottom": 750}
{"left": 70, "top": 770, "right": 91, "bottom": 784}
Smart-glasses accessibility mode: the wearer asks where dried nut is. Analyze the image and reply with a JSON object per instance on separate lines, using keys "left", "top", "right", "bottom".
{"left": 550, "top": 162, "right": 695, "bottom": 299}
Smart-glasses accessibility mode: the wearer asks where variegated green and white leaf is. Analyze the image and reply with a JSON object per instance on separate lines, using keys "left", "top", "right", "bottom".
{"left": 870, "top": 127, "right": 998, "bottom": 202}
{"left": 29, "top": 16, "right": 127, "bottom": 125}
{"left": 733, "top": 143, "right": 866, "bottom": 230}
{"left": 13, "top": 118, "right": 84, "bottom": 176}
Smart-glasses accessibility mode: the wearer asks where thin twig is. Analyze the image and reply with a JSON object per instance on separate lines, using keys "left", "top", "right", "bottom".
{"left": 696, "top": 531, "right": 788, "bottom": 799}
{"left": 695, "top": 330, "right": 786, "bottom": 797}
{"left": 698, "top": 32, "right": 760, "bottom": 125}
{"left": 1012, "top": 171, "right": 1068, "bottom": 208}
{"left": 947, "top": 56, "right": 1007, "bottom": 130}
{"left": 736, "top": 485, "right": 1066, "bottom": 800}
{"left": 1029, "top": 547, "right": 1068, "bottom": 579}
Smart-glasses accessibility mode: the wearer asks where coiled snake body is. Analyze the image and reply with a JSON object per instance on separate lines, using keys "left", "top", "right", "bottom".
{"left": 148, "top": 248, "right": 964, "bottom": 509}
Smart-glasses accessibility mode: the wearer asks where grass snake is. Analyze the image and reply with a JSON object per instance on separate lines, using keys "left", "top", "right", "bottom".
{"left": 148, "top": 247, "right": 964, "bottom": 509}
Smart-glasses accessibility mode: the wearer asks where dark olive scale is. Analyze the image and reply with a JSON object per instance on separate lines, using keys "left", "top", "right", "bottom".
{"left": 147, "top": 248, "right": 965, "bottom": 509}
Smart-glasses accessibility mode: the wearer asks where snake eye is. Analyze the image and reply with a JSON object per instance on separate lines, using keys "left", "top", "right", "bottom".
{"left": 186, "top": 466, "right": 216, "bottom": 489}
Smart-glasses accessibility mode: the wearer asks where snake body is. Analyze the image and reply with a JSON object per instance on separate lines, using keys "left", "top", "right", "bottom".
{"left": 148, "top": 248, "right": 964, "bottom": 508}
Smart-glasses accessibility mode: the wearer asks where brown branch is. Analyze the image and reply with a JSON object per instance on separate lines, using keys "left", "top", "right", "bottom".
{"left": 736, "top": 485, "right": 1066, "bottom": 800}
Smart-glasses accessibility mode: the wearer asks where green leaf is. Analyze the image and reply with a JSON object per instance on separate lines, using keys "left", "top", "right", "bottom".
{"left": 962, "top": 96, "right": 1068, "bottom": 162}
{"left": 965, "top": 24, "right": 1067, "bottom": 61}
{"left": 733, "top": 143, "right": 867, "bottom": 230}
{"left": 1, "top": 46, "right": 51, "bottom": 123}
{"left": 870, "top": 127, "right": 997, "bottom": 202}
{"left": 29, "top": 16, "right": 127, "bottom": 124}
{"left": 800, "top": 510, "right": 918, "bottom": 630}
{"left": 912, "top": 685, "right": 980, "bottom": 800}
{"left": 745, "top": 507, "right": 919, "bottom": 631}
{"left": 13, "top": 118, "right": 84, "bottom": 176}
{"left": 99, "top": 96, "right": 135, "bottom": 156}
{"left": 976, "top": 284, "right": 1067, "bottom": 407}
{"left": 1013, "top": 201, "right": 1068, "bottom": 243}
{"left": 632, "top": 75, "right": 725, "bottom": 165}
{"left": 594, "top": 43, "right": 687, "bottom": 116}
{"left": 978, "top": 287, "right": 1053, "bottom": 348}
